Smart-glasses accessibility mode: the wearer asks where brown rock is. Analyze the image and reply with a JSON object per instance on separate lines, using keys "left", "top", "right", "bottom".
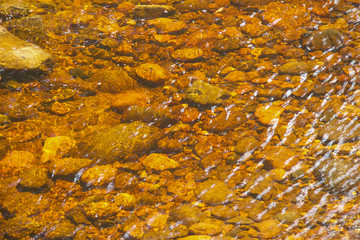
{"left": 90, "top": 68, "right": 137, "bottom": 93}
{"left": 80, "top": 165, "right": 117, "bottom": 187}
{"left": 253, "top": 219, "right": 283, "bottom": 239}
{"left": 254, "top": 105, "right": 284, "bottom": 125}
{"left": 142, "top": 153, "right": 180, "bottom": 171}
{"left": 171, "top": 48, "right": 204, "bottom": 62}
{"left": 194, "top": 179, "right": 236, "bottom": 205}
{"left": 147, "top": 18, "right": 186, "bottom": 34}
{"left": 224, "top": 71, "right": 247, "bottom": 82}
{"left": 135, "top": 63, "right": 167, "bottom": 84}
{"left": 50, "top": 101, "right": 70, "bottom": 115}
{"left": 202, "top": 107, "right": 246, "bottom": 132}
{"left": 258, "top": 146, "right": 300, "bottom": 170}
{"left": 111, "top": 90, "right": 150, "bottom": 109}
{"left": 0, "top": 150, "right": 37, "bottom": 177}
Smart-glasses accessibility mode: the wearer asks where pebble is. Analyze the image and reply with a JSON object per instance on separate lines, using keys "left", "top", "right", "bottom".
{"left": 111, "top": 91, "right": 150, "bottom": 109}
{"left": 258, "top": 146, "right": 300, "bottom": 170}
{"left": 224, "top": 71, "right": 247, "bottom": 82}
{"left": 202, "top": 107, "right": 245, "bottom": 132}
{"left": 147, "top": 18, "right": 186, "bottom": 34}
{"left": 80, "top": 165, "right": 117, "bottom": 187}
{"left": 17, "top": 167, "right": 51, "bottom": 191}
{"left": 185, "top": 80, "right": 231, "bottom": 105}
{"left": 90, "top": 68, "right": 137, "bottom": 93}
{"left": 194, "top": 179, "right": 236, "bottom": 205}
{"left": 278, "top": 61, "right": 323, "bottom": 75}
{"left": 252, "top": 218, "right": 283, "bottom": 239}
{"left": 142, "top": 153, "right": 180, "bottom": 171}
{"left": 41, "top": 136, "right": 75, "bottom": 164}
{"left": 50, "top": 101, "right": 70, "bottom": 115}
{"left": 135, "top": 63, "right": 168, "bottom": 84}
{"left": 303, "top": 29, "right": 343, "bottom": 50}
{"left": 171, "top": 204, "right": 207, "bottom": 226}
{"left": 114, "top": 193, "right": 136, "bottom": 210}
{"left": 0, "top": 150, "right": 37, "bottom": 177}
{"left": 318, "top": 118, "right": 360, "bottom": 143}
{"left": 171, "top": 48, "right": 204, "bottom": 62}
{"left": 49, "top": 157, "right": 93, "bottom": 178}
{"left": 235, "top": 136, "right": 261, "bottom": 154}
{"left": 133, "top": 5, "right": 176, "bottom": 19}
{"left": 210, "top": 205, "right": 239, "bottom": 220}
{"left": 189, "top": 218, "right": 224, "bottom": 235}
{"left": 254, "top": 105, "right": 284, "bottom": 125}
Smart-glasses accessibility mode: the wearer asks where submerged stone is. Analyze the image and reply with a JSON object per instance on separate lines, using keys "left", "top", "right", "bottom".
{"left": 90, "top": 68, "right": 137, "bottom": 93}
{"left": 133, "top": 5, "right": 176, "bottom": 19}
{"left": 142, "top": 153, "right": 180, "bottom": 172}
{"left": 135, "top": 63, "right": 167, "bottom": 84}
{"left": 185, "top": 80, "right": 231, "bottom": 105}
{"left": 318, "top": 118, "right": 360, "bottom": 143}
{"left": 122, "top": 106, "right": 176, "bottom": 127}
{"left": 77, "top": 122, "right": 164, "bottom": 164}
{"left": 303, "top": 29, "right": 343, "bottom": 50}
{"left": 278, "top": 61, "right": 323, "bottom": 75}
{"left": 0, "top": 25, "right": 51, "bottom": 70}
{"left": 313, "top": 157, "right": 360, "bottom": 194}
{"left": 194, "top": 179, "right": 236, "bottom": 205}
{"left": 171, "top": 48, "right": 204, "bottom": 62}
{"left": 202, "top": 107, "right": 245, "bottom": 132}
{"left": 147, "top": 18, "right": 186, "bottom": 34}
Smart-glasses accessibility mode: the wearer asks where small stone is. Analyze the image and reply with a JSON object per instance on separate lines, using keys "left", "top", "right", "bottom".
{"left": 258, "top": 146, "right": 300, "bottom": 170}
{"left": 142, "top": 153, "right": 180, "bottom": 171}
{"left": 114, "top": 193, "right": 136, "bottom": 210}
{"left": 147, "top": 18, "right": 186, "bottom": 34}
{"left": 202, "top": 107, "right": 245, "bottom": 132}
{"left": 254, "top": 105, "right": 284, "bottom": 125}
{"left": 189, "top": 218, "right": 224, "bottom": 235}
{"left": 318, "top": 118, "right": 360, "bottom": 143}
{"left": 226, "top": 216, "right": 255, "bottom": 225}
{"left": 194, "top": 179, "right": 236, "bottom": 205}
{"left": 185, "top": 80, "right": 231, "bottom": 105}
{"left": 180, "top": 107, "right": 201, "bottom": 123}
{"left": 41, "top": 136, "right": 75, "bottom": 164}
{"left": 171, "top": 204, "right": 207, "bottom": 226}
{"left": 18, "top": 167, "right": 51, "bottom": 191}
{"left": 0, "top": 150, "right": 37, "bottom": 177}
{"left": 278, "top": 61, "right": 323, "bottom": 75}
{"left": 211, "top": 205, "right": 239, "bottom": 220}
{"left": 303, "top": 29, "right": 343, "bottom": 50}
{"left": 135, "top": 63, "right": 167, "bottom": 84}
{"left": 313, "top": 157, "right": 360, "bottom": 194}
{"left": 275, "top": 207, "right": 302, "bottom": 223}
{"left": 146, "top": 212, "right": 169, "bottom": 228}
{"left": 224, "top": 71, "right": 247, "bottom": 82}
{"left": 111, "top": 91, "right": 150, "bottom": 109}
{"left": 171, "top": 48, "right": 204, "bottom": 62}
{"left": 49, "top": 158, "right": 93, "bottom": 178}
{"left": 50, "top": 101, "right": 70, "bottom": 115}
{"left": 133, "top": 5, "right": 176, "bottom": 19}
{"left": 122, "top": 106, "right": 176, "bottom": 127}
{"left": 253, "top": 219, "right": 283, "bottom": 239}
{"left": 90, "top": 68, "right": 137, "bottom": 93}
{"left": 44, "top": 220, "right": 77, "bottom": 240}
{"left": 175, "top": 0, "right": 210, "bottom": 11}
{"left": 80, "top": 165, "right": 117, "bottom": 187}
{"left": 177, "top": 236, "right": 212, "bottom": 240}
{"left": 235, "top": 136, "right": 261, "bottom": 154}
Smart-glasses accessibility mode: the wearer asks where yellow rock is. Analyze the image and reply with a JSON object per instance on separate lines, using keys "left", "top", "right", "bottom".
{"left": 254, "top": 105, "right": 284, "bottom": 125}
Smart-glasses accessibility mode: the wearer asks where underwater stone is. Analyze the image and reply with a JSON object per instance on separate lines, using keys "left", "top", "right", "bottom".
{"left": 77, "top": 121, "right": 164, "bottom": 164}
{"left": 184, "top": 80, "right": 231, "bottom": 105}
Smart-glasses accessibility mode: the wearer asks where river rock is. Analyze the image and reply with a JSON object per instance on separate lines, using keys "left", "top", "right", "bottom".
{"left": 135, "top": 63, "right": 167, "bottom": 84}
{"left": 318, "top": 118, "right": 360, "bottom": 143}
{"left": 303, "top": 29, "right": 343, "bottom": 50}
{"left": 313, "top": 157, "right": 360, "bottom": 194}
{"left": 133, "top": 5, "right": 176, "bottom": 19}
{"left": 49, "top": 158, "right": 93, "bottom": 178}
{"left": 275, "top": 207, "right": 302, "bottom": 223}
{"left": 175, "top": 0, "right": 210, "bottom": 11}
{"left": 258, "top": 146, "right": 300, "bottom": 170}
{"left": 235, "top": 136, "right": 261, "bottom": 154}
{"left": 189, "top": 218, "right": 224, "bottom": 235}
{"left": 89, "top": 68, "right": 137, "bottom": 93}
{"left": 194, "top": 179, "right": 236, "bottom": 205}
{"left": 252, "top": 219, "right": 283, "bottom": 239}
{"left": 111, "top": 91, "right": 150, "bottom": 109}
{"left": 171, "top": 204, "right": 207, "bottom": 226}
{"left": 230, "top": 0, "right": 272, "bottom": 7}
{"left": 142, "top": 153, "right": 180, "bottom": 172}
{"left": 202, "top": 107, "right": 246, "bottom": 132}
{"left": 254, "top": 105, "right": 284, "bottom": 125}
{"left": 278, "top": 61, "right": 322, "bottom": 75}
{"left": 122, "top": 106, "right": 176, "bottom": 127}
{"left": 185, "top": 80, "right": 231, "bottom": 105}
{"left": 0, "top": 25, "right": 51, "bottom": 70}
{"left": 0, "top": 150, "right": 37, "bottom": 177}
{"left": 147, "top": 18, "right": 186, "bottom": 34}
{"left": 1, "top": 216, "right": 43, "bottom": 239}
{"left": 114, "top": 193, "right": 136, "bottom": 210}
{"left": 0, "top": 0, "right": 30, "bottom": 19}
{"left": 0, "top": 137, "right": 10, "bottom": 160}
{"left": 17, "top": 167, "right": 51, "bottom": 192}
{"left": 41, "top": 136, "right": 76, "bottom": 164}
{"left": 171, "top": 48, "right": 204, "bottom": 62}
{"left": 211, "top": 205, "right": 239, "bottom": 220}
{"left": 77, "top": 122, "right": 164, "bottom": 164}
{"left": 44, "top": 220, "right": 77, "bottom": 240}
{"left": 80, "top": 165, "right": 117, "bottom": 187}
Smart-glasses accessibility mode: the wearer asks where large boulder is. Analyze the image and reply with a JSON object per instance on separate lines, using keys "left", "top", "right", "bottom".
{"left": 77, "top": 122, "right": 164, "bottom": 164}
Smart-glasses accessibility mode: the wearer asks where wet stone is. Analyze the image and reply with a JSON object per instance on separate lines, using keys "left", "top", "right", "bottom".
{"left": 49, "top": 157, "right": 93, "bottom": 178}
{"left": 111, "top": 91, "right": 150, "bottom": 110}
{"left": 17, "top": 167, "right": 51, "bottom": 191}
{"left": 0, "top": 137, "right": 10, "bottom": 160}
{"left": 147, "top": 18, "right": 186, "bottom": 34}
{"left": 318, "top": 118, "right": 360, "bottom": 143}
{"left": 202, "top": 107, "right": 245, "bottom": 133}
{"left": 122, "top": 106, "right": 176, "bottom": 128}
{"left": 274, "top": 207, "right": 302, "bottom": 223}
{"left": 0, "top": 25, "right": 51, "bottom": 70}
{"left": 278, "top": 61, "right": 322, "bottom": 75}
{"left": 226, "top": 216, "right": 255, "bottom": 225}
{"left": 258, "top": 146, "right": 300, "bottom": 170}
{"left": 185, "top": 80, "right": 231, "bottom": 105}
{"left": 175, "top": 0, "right": 210, "bottom": 11}
{"left": 189, "top": 218, "right": 224, "bottom": 235}
{"left": 89, "top": 68, "right": 137, "bottom": 93}
{"left": 135, "top": 63, "right": 167, "bottom": 84}
{"left": 142, "top": 153, "right": 180, "bottom": 172}
{"left": 243, "top": 171, "right": 274, "bottom": 200}
{"left": 0, "top": 0, "right": 30, "bottom": 19}
{"left": 171, "top": 48, "right": 204, "bottom": 62}
{"left": 171, "top": 204, "right": 207, "bottom": 226}
{"left": 44, "top": 220, "right": 77, "bottom": 239}
{"left": 114, "top": 192, "right": 136, "bottom": 210}
{"left": 213, "top": 37, "right": 244, "bottom": 52}
{"left": 194, "top": 179, "right": 236, "bottom": 205}
{"left": 133, "top": 5, "right": 176, "bottom": 19}
{"left": 1, "top": 216, "right": 42, "bottom": 239}
{"left": 252, "top": 218, "right": 283, "bottom": 239}
{"left": 235, "top": 136, "right": 261, "bottom": 154}
{"left": 211, "top": 205, "right": 239, "bottom": 220}
{"left": 80, "top": 165, "right": 117, "bottom": 187}
{"left": 313, "top": 157, "right": 360, "bottom": 194}
{"left": 254, "top": 105, "right": 284, "bottom": 126}
{"left": 0, "top": 150, "right": 36, "bottom": 177}
{"left": 303, "top": 29, "right": 343, "bottom": 51}
{"left": 77, "top": 122, "right": 164, "bottom": 164}
{"left": 41, "top": 136, "right": 75, "bottom": 164}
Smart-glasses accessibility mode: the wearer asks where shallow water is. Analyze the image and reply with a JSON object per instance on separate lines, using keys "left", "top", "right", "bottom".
{"left": 1, "top": 0, "right": 360, "bottom": 239}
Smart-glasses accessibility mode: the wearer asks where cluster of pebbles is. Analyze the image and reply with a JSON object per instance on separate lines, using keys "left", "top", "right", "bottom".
{"left": 2, "top": 0, "right": 360, "bottom": 239}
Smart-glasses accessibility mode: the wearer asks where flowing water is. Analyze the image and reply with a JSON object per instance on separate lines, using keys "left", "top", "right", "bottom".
{"left": 1, "top": 0, "right": 360, "bottom": 239}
